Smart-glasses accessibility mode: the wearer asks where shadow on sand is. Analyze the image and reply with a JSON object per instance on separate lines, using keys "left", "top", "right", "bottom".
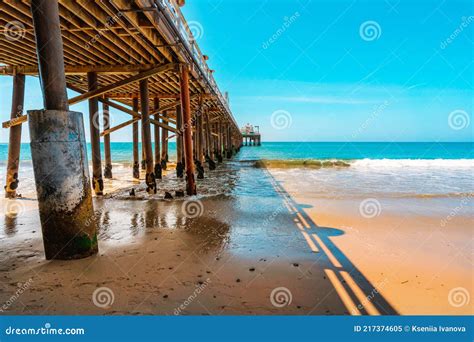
{"left": 263, "top": 167, "right": 398, "bottom": 315}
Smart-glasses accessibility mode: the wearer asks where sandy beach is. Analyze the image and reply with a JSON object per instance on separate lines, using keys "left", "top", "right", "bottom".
{"left": 1, "top": 160, "right": 471, "bottom": 315}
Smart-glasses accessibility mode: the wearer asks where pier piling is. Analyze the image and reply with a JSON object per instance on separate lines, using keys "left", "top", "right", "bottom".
{"left": 204, "top": 111, "right": 216, "bottom": 170}
{"left": 217, "top": 121, "right": 223, "bottom": 163}
{"left": 132, "top": 97, "right": 140, "bottom": 179}
{"left": 196, "top": 103, "right": 205, "bottom": 179}
{"left": 180, "top": 66, "right": 196, "bottom": 195}
{"left": 28, "top": 0, "right": 97, "bottom": 260}
{"left": 87, "top": 72, "right": 103, "bottom": 195}
{"left": 161, "top": 112, "right": 168, "bottom": 170}
{"left": 153, "top": 97, "right": 162, "bottom": 180}
{"left": 4, "top": 74, "right": 25, "bottom": 198}
{"left": 140, "top": 79, "right": 156, "bottom": 194}
{"left": 176, "top": 105, "right": 184, "bottom": 178}
{"left": 103, "top": 99, "right": 113, "bottom": 179}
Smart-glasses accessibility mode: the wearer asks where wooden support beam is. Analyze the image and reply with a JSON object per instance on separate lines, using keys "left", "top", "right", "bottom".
{"left": 155, "top": 112, "right": 176, "bottom": 125}
{"left": 106, "top": 92, "right": 181, "bottom": 99}
{"left": 149, "top": 94, "right": 198, "bottom": 116}
{"left": 204, "top": 110, "right": 213, "bottom": 161}
{"left": 67, "top": 83, "right": 140, "bottom": 118}
{"left": 68, "top": 63, "right": 178, "bottom": 105}
{"left": 140, "top": 78, "right": 156, "bottom": 194}
{"left": 176, "top": 105, "right": 184, "bottom": 178}
{"left": 101, "top": 118, "right": 138, "bottom": 136}
{"left": 160, "top": 111, "right": 168, "bottom": 170}
{"left": 103, "top": 98, "right": 113, "bottom": 179}
{"left": 4, "top": 74, "right": 25, "bottom": 198}
{"left": 101, "top": 117, "right": 179, "bottom": 136}
{"left": 32, "top": 0, "right": 68, "bottom": 111}
{"left": 153, "top": 97, "right": 162, "bottom": 179}
{"left": 2, "top": 115, "right": 27, "bottom": 129}
{"left": 150, "top": 118, "right": 180, "bottom": 134}
{"left": 180, "top": 66, "right": 196, "bottom": 195}
{"left": 132, "top": 97, "right": 140, "bottom": 179}
{"left": 88, "top": 71, "right": 103, "bottom": 195}
{"left": 0, "top": 63, "right": 172, "bottom": 75}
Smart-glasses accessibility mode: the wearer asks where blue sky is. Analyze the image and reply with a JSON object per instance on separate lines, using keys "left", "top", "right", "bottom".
{"left": 0, "top": 0, "right": 472, "bottom": 143}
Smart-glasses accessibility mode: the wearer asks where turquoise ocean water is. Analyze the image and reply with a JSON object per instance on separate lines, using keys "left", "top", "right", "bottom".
{"left": 0, "top": 142, "right": 473, "bottom": 200}
{"left": 0, "top": 142, "right": 473, "bottom": 162}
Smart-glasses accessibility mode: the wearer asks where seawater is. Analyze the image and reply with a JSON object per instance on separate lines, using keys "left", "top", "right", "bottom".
{"left": 0, "top": 142, "right": 472, "bottom": 199}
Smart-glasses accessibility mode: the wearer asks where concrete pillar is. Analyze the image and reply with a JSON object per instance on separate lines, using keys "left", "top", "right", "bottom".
{"left": 4, "top": 74, "right": 25, "bottom": 198}
{"left": 102, "top": 99, "right": 112, "bottom": 179}
{"left": 179, "top": 66, "right": 196, "bottom": 195}
{"left": 28, "top": 110, "right": 98, "bottom": 259}
{"left": 140, "top": 79, "right": 156, "bottom": 194}
{"left": 132, "top": 97, "right": 140, "bottom": 179}
{"left": 153, "top": 97, "right": 162, "bottom": 179}
{"left": 29, "top": 0, "right": 97, "bottom": 260}
{"left": 87, "top": 72, "right": 103, "bottom": 195}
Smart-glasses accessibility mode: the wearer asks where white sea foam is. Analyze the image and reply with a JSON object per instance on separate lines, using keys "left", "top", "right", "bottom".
{"left": 351, "top": 158, "right": 474, "bottom": 169}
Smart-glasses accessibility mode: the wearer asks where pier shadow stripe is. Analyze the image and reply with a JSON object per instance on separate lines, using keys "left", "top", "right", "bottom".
{"left": 262, "top": 167, "right": 398, "bottom": 315}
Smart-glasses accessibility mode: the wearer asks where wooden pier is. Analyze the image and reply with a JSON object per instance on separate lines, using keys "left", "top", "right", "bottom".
{"left": 242, "top": 124, "right": 261, "bottom": 146}
{"left": 1, "top": 0, "right": 242, "bottom": 260}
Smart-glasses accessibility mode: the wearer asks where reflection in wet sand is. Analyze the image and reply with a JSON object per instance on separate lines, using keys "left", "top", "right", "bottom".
{"left": 0, "top": 161, "right": 409, "bottom": 315}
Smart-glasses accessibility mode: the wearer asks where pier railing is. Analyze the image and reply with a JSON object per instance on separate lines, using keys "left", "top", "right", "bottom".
{"left": 157, "top": 0, "right": 235, "bottom": 125}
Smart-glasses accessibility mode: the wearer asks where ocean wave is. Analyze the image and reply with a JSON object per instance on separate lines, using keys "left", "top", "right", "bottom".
{"left": 351, "top": 158, "right": 474, "bottom": 168}
{"left": 247, "top": 158, "right": 474, "bottom": 169}
{"left": 291, "top": 192, "right": 474, "bottom": 200}
{"left": 253, "top": 159, "right": 351, "bottom": 168}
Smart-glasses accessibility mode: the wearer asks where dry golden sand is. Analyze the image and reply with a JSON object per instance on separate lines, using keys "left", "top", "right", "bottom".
{"left": 0, "top": 164, "right": 472, "bottom": 315}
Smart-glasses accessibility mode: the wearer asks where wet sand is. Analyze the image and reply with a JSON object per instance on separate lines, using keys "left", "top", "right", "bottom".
{"left": 0, "top": 161, "right": 472, "bottom": 315}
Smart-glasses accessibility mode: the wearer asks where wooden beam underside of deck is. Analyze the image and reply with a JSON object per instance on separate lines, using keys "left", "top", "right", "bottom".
{"left": 0, "top": 0, "right": 239, "bottom": 131}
